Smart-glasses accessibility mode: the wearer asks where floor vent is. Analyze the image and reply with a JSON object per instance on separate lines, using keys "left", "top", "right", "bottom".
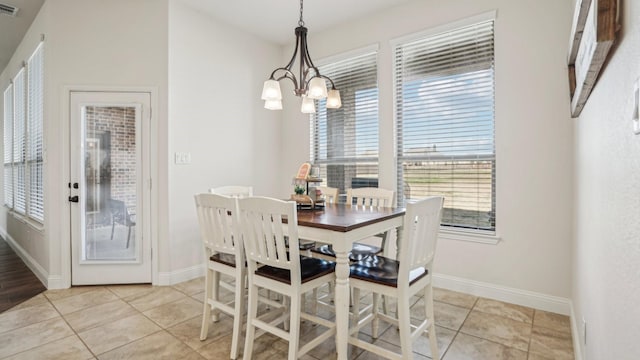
{"left": 0, "top": 3, "right": 19, "bottom": 17}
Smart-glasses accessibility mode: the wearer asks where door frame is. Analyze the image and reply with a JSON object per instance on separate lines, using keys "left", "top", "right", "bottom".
{"left": 60, "top": 86, "right": 159, "bottom": 288}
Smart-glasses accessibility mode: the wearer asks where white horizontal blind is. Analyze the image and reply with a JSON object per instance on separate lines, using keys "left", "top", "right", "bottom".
{"left": 311, "top": 51, "right": 378, "bottom": 196}
{"left": 395, "top": 20, "right": 496, "bottom": 231}
{"left": 13, "top": 70, "right": 26, "bottom": 215}
{"left": 3, "top": 85, "right": 13, "bottom": 208}
{"left": 27, "top": 43, "right": 44, "bottom": 222}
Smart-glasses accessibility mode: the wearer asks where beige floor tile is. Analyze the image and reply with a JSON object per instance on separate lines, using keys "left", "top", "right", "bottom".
{"left": 354, "top": 337, "right": 430, "bottom": 360}
{"left": 460, "top": 311, "right": 531, "bottom": 351}
{"left": 433, "top": 288, "right": 478, "bottom": 309}
{"left": 377, "top": 325, "right": 456, "bottom": 358}
{"left": 0, "top": 317, "right": 74, "bottom": 358}
{"left": 443, "top": 333, "right": 527, "bottom": 360}
{"left": 533, "top": 310, "right": 572, "bottom": 333}
{"left": 107, "top": 284, "right": 154, "bottom": 299}
{"left": 529, "top": 325, "right": 574, "bottom": 360}
{"left": 143, "top": 297, "right": 203, "bottom": 328}
{"left": 98, "top": 331, "right": 204, "bottom": 360}
{"left": 527, "top": 353, "right": 554, "bottom": 360}
{"left": 191, "top": 291, "right": 204, "bottom": 303}
{"left": 196, "top": 332, "right": 288, "bottom": 360}
{"left": 78, "top": 313, "right": 161, "bottom": 355}
{"left": 6, "top": 293, "right": 49, "bottom": 312}
{"left": 167, "top": 313, "right": 234, "bottom": 350}
{"left": 0, "top": 301, "right": 60, "bottom": 334}
{"left": 64, "top": 299, "right": 137, "bottom": 332}
{"left": 433, "top": 301, "right": 471, "bottom": 331}
{"left": 50, "top": 287, "right": 119, "bottom": 315}
{"left": 44, "top": 286, "right": 98, "bottom": 301}
{"left": 473, "top": 298, "right": 534, "bottom": 324}
{"left": 124, "top": 286, "right": 187, "bottom": 312}
{"left": 172, "top": 276, "right": 205, "bottom": 296}
{"left": 4, "top": 335, "right": 93, "bottom": 360}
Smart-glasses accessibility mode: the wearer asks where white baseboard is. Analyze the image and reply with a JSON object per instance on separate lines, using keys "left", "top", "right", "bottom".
{"left": 0, "top": 228, "right": 51, "bottom": 288}
{"left": 570, "top": 301, "right": 584, "bottom": 360}
{"left": 433, "top": 273, "right": 571, "bottom": 315}
{"left": 157, "top": 263, "right": 205, "bottom": 286}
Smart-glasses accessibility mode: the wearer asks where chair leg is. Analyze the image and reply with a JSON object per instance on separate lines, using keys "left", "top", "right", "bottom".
{"left": 311, "top": 288, "right": 318, "bottom": 315}
{"left": 352, "top": 287, "right": 361, "bottom": 326}
{"left": 372, "top": 292, "right": 380, "bottom": 338}
{"left": 200, "top": 268, "right": 213, "bottom": 340}
{"left": 287, "top": 295, "right": 301, "bottom": 360}
{"left": 126, "top": 226, "right": 132, "bottom": 248}
{"left": 110, "top": 221, "right": 115, "bottom": 240}
{"left": 397, "top": 294, "right": 413, "bottom": 360}
{"left": 425, "top": 285, "right": 439, "bottom": 360}
{"left": 230, "top": 271, "right": 245, "bottom": 360}
{"left": 211, "top": 270, "right": 220, "bottom": 322}
{"left": 243, "top": 281, "right": 259, "bottom": 360}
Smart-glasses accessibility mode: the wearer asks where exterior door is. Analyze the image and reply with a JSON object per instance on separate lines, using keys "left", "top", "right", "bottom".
{"left": 70, "top": 91, "right": 151, "bottom": 285}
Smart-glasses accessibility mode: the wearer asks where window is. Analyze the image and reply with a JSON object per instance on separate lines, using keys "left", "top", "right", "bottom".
{"left": 394, "top": 19, "right": 496, "bottom": 232}
{"left": 3, "top": 85, "right": 12, "bottom": 208}
{"left": 311, "top": 50, "right": 378, "bottom": 195}
{"left": 3, "top": 42, "right": 44, "bottom": 223}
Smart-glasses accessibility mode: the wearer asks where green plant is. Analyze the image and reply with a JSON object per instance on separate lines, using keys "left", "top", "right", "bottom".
{"left": 294, "top": 185, "right": 305, "bottom": 195}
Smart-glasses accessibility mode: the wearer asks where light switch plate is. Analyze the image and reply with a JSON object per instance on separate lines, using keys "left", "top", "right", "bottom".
{"left": 634, "top": 79, "right": 640, "bottom": 135}
{"left": 174, "top": 152, "right": 191, "bottom": 165}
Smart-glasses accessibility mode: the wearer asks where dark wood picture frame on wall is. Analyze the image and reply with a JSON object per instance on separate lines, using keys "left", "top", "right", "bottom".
{"left": 567, "top": 0, "right": 618, "bottom": 118}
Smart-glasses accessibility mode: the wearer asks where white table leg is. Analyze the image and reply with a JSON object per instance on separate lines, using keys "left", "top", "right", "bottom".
{"left": 333, "top": 244, "right": 351, "bottom": 360}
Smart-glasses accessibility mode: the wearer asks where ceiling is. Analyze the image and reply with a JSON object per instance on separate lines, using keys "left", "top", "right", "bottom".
{"left": 1, "top": 0, "right": 412, "bottom": 72}
{"left": 0, "top": 0, "right": 44, "bottom": 72}
{"left": 175, "top": 0, "right": 413, "bottom": 45}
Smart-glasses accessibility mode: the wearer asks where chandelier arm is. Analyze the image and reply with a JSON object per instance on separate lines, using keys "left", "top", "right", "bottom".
{"left": 269, "top": 68, "right": 299, "bottom": 90}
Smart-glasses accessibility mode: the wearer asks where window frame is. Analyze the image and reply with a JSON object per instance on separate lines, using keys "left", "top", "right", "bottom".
{"left": 2, "top": 41, "right": 45, "bottom": 226}
{"left": 310, "top": 46, "right": 380, "bottom": 196}
{"left": 392, "top": 11, "right": 498, "bottom": 239}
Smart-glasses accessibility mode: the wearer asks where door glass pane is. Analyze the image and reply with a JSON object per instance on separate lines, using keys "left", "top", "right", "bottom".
{"left": 83, "top": 106, "right": 137, "bottom": 261}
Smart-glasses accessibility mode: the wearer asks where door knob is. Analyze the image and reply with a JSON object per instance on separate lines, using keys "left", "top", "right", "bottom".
{"left": 69, "top": 196, "right": 79, "bottom": 203}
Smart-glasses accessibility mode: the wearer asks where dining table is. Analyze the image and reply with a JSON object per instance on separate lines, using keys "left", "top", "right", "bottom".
{"left": 291, "top": 203, "right": 406, "bottom": 360}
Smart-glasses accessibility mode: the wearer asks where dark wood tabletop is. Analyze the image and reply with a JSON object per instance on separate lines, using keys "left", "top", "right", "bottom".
{"left": 294, "top": 203, "right": 405, "bottom": 232}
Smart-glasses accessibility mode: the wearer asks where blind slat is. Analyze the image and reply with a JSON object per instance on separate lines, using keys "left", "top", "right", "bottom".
{"left": 395, "top": 20, "right": 496, "bottom": 232}
{"left": 311, "top": 51, "right": 379, "bottom": 193}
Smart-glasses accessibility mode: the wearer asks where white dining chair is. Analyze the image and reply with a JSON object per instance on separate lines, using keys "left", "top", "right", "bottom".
{"left": 194, "top": 193, "right": 246, "bottom": 360}
{"left": 348, "top": 196, "right": 444, "bottom": 360}
{"left": 312, "top": 187, "right": 395, "bottom": 261}
{"left": 316, "top": 185, "right": 339, "bottom": 204}
{"left": 238, "top": 196, "right": 336, "bottom": 360}
{"left": 210, "top": 185, "right": 254, "bottom": 198}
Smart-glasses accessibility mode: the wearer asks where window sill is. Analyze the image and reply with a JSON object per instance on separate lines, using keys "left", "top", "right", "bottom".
{"left": 439, "top": 227, "right": 500, "bottom": 245}
{"left": 9, "top": 210, "right": 45, "bottom": 233}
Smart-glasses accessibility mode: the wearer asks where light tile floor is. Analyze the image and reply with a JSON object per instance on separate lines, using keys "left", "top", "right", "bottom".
{"left": 0, "top": 277, "right": 574, "bottom": 359}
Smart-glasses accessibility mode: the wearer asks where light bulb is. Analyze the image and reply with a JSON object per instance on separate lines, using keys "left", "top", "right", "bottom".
{"left": 307, "top": 77, "right": 328, "bottom": 100}
{"left": 301, "top": 96, "right": 316, "bottom": 113}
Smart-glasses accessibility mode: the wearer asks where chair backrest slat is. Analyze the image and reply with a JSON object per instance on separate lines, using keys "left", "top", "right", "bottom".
{"left": 398, "top": 196, "right": 444, "bottom": 283}
{"left": 347, "top": 187, "right": 395, "bottom": 208}
{"left": 317, "top": 186, "right": 339, "bottom": 204}
{"left": 239, "top": 197, "right": 301, "bottom": 279}
{"left": 210, "top": 185, "right": 254, "bottom": 198}
{"left": 195, "top": 193, "right": 242, "bottom": 259}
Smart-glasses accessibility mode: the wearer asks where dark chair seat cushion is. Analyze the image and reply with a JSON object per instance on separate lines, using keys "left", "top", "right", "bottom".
{"left": 349, "top": 255, "right": 427, "bottom": 288}
{"left": 311, "top": 243, "right": 382, "bottom": 262}
{"left": 210, "top": 253, "right": 238, "bottom": 268}
{"left": 255, "top": 256, "right": 335, "bottom": 285}
{"left": 285, "top": 237, "right": 317, "bottom": 251}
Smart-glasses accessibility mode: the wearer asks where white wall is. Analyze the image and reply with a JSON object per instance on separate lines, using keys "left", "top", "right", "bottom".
{"left": 280, "top": 0, "right": 575, "bottom": 300}
{"left": 167, "top": 1, "right": 282, "bottom": 275}
{"left": 0, "top": 0, "right": 50, "bottom": 279}
{"left": 0, "top": 0, "right": 170, "bottom": 287}
{"left": 573, "top": 0, "right": 640, "bottom": 358}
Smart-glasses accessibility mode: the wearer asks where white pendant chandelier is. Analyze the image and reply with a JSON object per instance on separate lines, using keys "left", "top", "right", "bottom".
{"left": 261, "top": 0, "right": 342, "bottom": 114}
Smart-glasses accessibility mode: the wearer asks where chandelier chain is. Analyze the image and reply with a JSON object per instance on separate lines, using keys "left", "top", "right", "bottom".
{"left": 298, "top": 0, "right": 304, "bottom": 26}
